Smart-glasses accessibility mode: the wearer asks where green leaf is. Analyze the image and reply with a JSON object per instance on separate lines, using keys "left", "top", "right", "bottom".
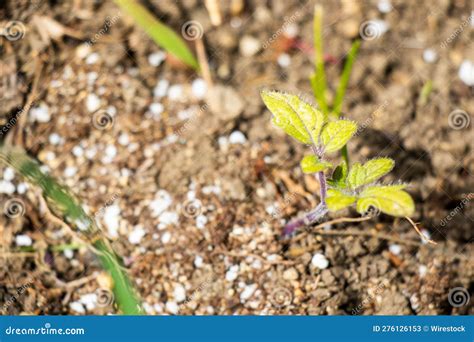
{"left": 0, "top": 144, "right": 143, "bottom": 315}
{"left": 332, "top": 40, "right": 361, "bottom": 118}
{"left": 261, "top": 91, "right": 325, "bottom": 145}
{"left": 300, "top": 155, "right": 332, "bottom": 174}
{"left": 327, "top": 162, "right": 348, "bottom": 188}
{"left": 320, "top": 119, "right": 357, "bottom": 153}
{"left": 326, "top": 189, "right": 357, "bottom": 211}
{"left": 347, "top": 158, "right": 395, "bottom": 189}
{"left": 114, "top": 0, "right": 199, "bottom": 70}
{"left": 311, "top": 5, "right": 329, "bottom": 116}
{"left": 357, "top": 185, "right": 415, "bottom": 217}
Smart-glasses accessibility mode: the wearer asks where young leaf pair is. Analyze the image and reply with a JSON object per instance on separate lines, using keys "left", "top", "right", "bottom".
{"left": 261, "top": 90, "right": 414, "bottom": 218}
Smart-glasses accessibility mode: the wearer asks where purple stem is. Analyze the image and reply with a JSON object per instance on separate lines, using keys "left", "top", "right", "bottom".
{"left": 283, "top": 171, "right": 329, "bottom": 236}
{"left": 283, "top": 142, "right": 329, "bottom": 236}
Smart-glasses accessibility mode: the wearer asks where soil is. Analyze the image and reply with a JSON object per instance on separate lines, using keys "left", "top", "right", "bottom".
{"left": 0, "top": 0, "right": 472, "bottom": 316}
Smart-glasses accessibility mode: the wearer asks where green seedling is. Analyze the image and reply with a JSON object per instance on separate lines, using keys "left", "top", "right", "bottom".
{"left": 114, "top": 0, "right": 199, "bottom": 70}
{"left": 310, "top": 5, "right": 360, "bottom": 167}
{"left": 0, "top": 144, "right": 142, "bottom": 315}
{"left": 261, "top": 91, "right": 415, "bottom": 235}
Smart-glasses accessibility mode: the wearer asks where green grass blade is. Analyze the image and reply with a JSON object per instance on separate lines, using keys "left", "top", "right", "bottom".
{"left": 332, "top": 40, "right": 360, "bottom": 118}
{"left": 417, "top": 79, "right": 433, "bottom": 106}
{"left": 311, "top": 5, "right": 329, "bottom": 116}
{"left": 114, "top": 0, "right": 199, "bottom": 70}
{"left": 0, "top": 144, "right": 142, "bottom": 315}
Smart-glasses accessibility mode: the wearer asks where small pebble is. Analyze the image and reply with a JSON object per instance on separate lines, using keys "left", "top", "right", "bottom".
{"left": 85, "top": 52, "right": 100, "bottom": 64}
{"left": 458, "top": 60, "right": 474, "bottom": 86}
{"left": 148, "top": 51, "right": 166, "bottom": 67}
{"left": 0, "top": 180, "right": 15, "bottom": 194}
{"left": 377, "top": 0, "right": 392, "bottom": 13}
{"left": 30, "top": 104, "right": 51, "bottom": 123}
{"left": 229, "top": 131, "right": 247, "bottom": 144}
{"left": 159, "top": 211, "right": 179, "bottom": 226}
{"left": 80, "top": 293, "right": 97, "bottom": 310}
{"left": 72, "top": 146, "right": 84, "bottom": 157}
{"left": 3, "top": 167, "right": 15, "bottom": 181}
{"left": 389, "top": 244, "right": 402, "bottom": 255}
{"left": 15, "top": 235, "right": 32, "bottom": 246}
{"left": 240, "top": 35, "right": 261, "bottom": 57}
{"left": 423, "top": 49, "right": 437, "bottom": 63}
{"left": 69, "top": 301, "right": 86, "bottom": 314}
{"left": 63, "top": 249, "right": 74, "bottom": 259}
{"left": 173, "top": 284, "right": 186, "bottom": 302}
{"left": 49, "top": 133, "right": 63, "bottom": 145}
{"left": 283, "top": 23, "right": 298, "bottom": 38}
{"left": 118, "top": 133, "right": 130, "bottom": 146}
{"left": 418, "top": 265, "right": 428, "bottom": 277}
{"left": 165, "top": 301, "right": 179, "bottom": 314}
{"left": 283, "top": 267, "right": 299, "bottom": 280}
{"left": 16, "top": 183, "right": 28, "bottom": 194}
{"left": 161, "top": 231, "right": 171, "bottom": 244}
{"left": 86, "top": 94, "right": 101, "bottom": 112}
{"left": 191, "top": 78, "right": 207, "bottom": 99}
{"left": 64, "top": 166, "right": 77, "bottom": 177}
{"left": 196, "top": 215, "right": 208, "bottom": 229}
{"left": 150, "top": 190, "right": 172, "bottom": 217}
{"left": 225, "top": 265, "right": 239, "bottom": 281}
{"left": 311, "top": 253, "right": 329, "bottom": 269}
{"left": 168, "top": 85, "right": 183, "bottom": 101}
{"left": 277, "top": 54, "right": 291, "bottom": 68}
{"left": 103, "top": 204, "right": 121, "bottom": 238}
{"left": 154, "top": 79, "right": 169, "bottom": 98}
{"left": 129, "top": 226, "right": 146, "bottom": 244}
{"left": 194, "top": 255, "right": 203, "bottom": 268}
{"left": 149, "top": 103, "right": 164, "bottom": 117}
{"left": 240, "top": 284, "right": 257, "bottom": 302}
